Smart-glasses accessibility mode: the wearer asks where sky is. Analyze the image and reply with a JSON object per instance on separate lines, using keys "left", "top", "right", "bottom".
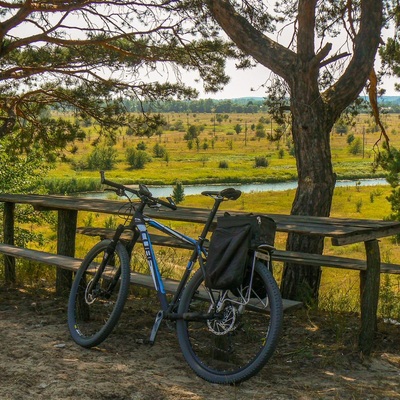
{"left": 194, "top": 62, "right": 400, "bottom": 100}
{"left": 195, "top": 63, "right": 273, "bottom": 99}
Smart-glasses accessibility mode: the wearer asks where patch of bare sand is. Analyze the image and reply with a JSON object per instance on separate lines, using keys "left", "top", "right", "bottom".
{"left": 1, "top": 286, "right": 400, "bottom": 400}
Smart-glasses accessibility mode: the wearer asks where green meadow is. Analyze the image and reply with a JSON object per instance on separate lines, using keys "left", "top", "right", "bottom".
{"left": 45, "top": 112, "right": 399, "bottom": 191}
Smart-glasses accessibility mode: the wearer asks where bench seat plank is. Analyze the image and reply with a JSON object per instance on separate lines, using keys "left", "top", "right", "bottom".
{"left": 77, "top": 227, "right": 400, "bottom": 274}
{"left": 0, "top": 243, "right": 83, "bottom": 271}
{"left": 0, "top": 243, "right": 302, "bottom": 311}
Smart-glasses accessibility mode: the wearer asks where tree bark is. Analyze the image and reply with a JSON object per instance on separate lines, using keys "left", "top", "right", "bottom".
{"left": 280, "top": 76, "right": 336, "bottom": 301}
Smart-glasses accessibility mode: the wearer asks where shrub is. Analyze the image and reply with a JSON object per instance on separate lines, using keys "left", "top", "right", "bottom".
{"left": 335, "top": 124, "right": 348, "bottom": 135}
{"left": 347, "top": 133, "right": 355, "bottom": 144}
{"left": 126, "top": 148, "right": 150, "bottom": 169}
{"left": 153, "top": 142, "right": 166, "bottom": 158}
{"left": 234, "top": 124, "right": 242, "bottom": 134}
{"left": 184, "top": 125, "right": 201, "bottom": 141}
{"left": 164, "top": 152, "right": 170, "bottom": 165}
{"left": 349, "top": 137, "right": 362, "bottom": 155}
{"left": 87, "top": 146, "right": 117, "bottom": 170}
{"left": 254, "top": 156, "right": 269, "bottom": 168}
{"left": 173, "top": 120, "right": 185, "bottom": 131}
{"left": 137, "top": 141, "right": 147, "bottom": 150}
{"left": 219, "top": 160, "right": 229, "bottom": 169}
{"left": 255, "top": 122, "right": 266, "bottom": 138}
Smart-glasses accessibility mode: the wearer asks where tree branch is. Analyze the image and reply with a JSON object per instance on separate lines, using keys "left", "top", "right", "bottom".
{"left": 326, "top": 0, "right": 383, "bottom": 113}
{"left": 319, "top": 50, "right": 350, "bottom": 68}
{"left": 206, "top": 0, "right": 297, "bottom": 82}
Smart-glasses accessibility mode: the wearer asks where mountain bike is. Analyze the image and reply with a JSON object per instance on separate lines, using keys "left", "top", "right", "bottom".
{"left": 67, "top": 171, "right": 283, "bottom": 384}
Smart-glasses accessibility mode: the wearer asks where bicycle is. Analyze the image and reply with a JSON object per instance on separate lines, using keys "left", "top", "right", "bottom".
{"left": 68, "top": 171, "right": 283, "bottom": 384}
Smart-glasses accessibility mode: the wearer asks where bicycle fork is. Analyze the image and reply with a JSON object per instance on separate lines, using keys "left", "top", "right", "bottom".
{"left": 87, "top": 224, "right": 125, "bottom": 300}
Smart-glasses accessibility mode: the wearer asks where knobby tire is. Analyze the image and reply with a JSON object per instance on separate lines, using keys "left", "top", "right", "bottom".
{"left": 67, "top": 239, "right": 130, "bottom": 348}
{"left": 176, "top": 261, "right": 283, "bottom": 384}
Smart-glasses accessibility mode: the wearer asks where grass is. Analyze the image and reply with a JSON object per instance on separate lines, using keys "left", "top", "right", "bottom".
{"left": 43, "top": 112, "right": 399, "bottom": 191}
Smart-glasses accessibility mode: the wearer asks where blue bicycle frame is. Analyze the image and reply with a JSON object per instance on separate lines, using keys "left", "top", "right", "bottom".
{"left": 108, "top": 193, "right": 222, "bottom": 343}
{"left": 135, "top": 215, "right": 205, "bottom": 310}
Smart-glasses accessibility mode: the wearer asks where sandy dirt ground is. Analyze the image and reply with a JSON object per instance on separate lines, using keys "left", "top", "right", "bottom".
{"left": 1, "top": 285, "right": 400, "bottom": 400}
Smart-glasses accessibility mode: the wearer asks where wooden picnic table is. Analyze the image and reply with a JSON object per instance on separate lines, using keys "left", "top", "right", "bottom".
{"left": 2, "top": 193, "right": 400, "bottom": 355}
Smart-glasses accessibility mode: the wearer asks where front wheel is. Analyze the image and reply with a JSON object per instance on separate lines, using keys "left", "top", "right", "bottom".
{"left": 176, "top": 260, "right": 283, "bottom": 384}
{"left": 68, "top": 239, "right": 130, "bottom": 348}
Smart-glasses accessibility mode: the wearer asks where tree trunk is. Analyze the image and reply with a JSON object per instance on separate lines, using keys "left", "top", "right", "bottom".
{"left": 280, "top": 84, "right": 337, "bottom": 302}
{"left": 205, "top": 0, "right": 383, "bottom": 303}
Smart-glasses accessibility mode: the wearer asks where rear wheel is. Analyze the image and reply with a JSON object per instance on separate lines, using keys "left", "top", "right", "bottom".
{"left": 176, "top": 260, "right": 283, "bottom": 384}
{"left": 68, "top": 239, "right": 130, "bottom": 348}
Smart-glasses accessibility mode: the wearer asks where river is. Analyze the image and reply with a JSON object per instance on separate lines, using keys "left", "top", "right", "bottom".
{"left": 80, "top": 178, "right": 388, "bottom": 199}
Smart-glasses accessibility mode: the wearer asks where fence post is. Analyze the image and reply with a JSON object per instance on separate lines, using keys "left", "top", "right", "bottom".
{"left": 3, "top": 202, "right": 16, "bottom": 284}
{"left": 56, "top": 209, "right": 77, "bottom": 295}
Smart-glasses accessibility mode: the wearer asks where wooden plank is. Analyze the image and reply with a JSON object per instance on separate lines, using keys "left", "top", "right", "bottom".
{"left": 2, "top": 194, "right": 400, "bottom": 245}
{"left": 128, "top": 271, "right": 302, "bottom": 311}
{"left": 77, "top": 227, "right": 400, "bottom": 274}
{"left": 76, "top": 227, "right": 196, "bottom": 250}
{"left": 3, "top": 202, "right": 16, "bottom": 284}
{"left": 273, "top": 250, "right": 400, "bottom": 274}
{"left": 0, "top": 244, "right": 83, "bottom": 270}
{"left": 0, "top": 243, "right": 301, "bottom": 311}
{"left": 1, "top": 193, "right": 399, "bottom": 232}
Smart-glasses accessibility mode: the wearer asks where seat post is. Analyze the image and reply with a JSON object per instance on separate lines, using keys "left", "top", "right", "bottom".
{"left": 198, "top": 197, "right": 223, "bottom": 243}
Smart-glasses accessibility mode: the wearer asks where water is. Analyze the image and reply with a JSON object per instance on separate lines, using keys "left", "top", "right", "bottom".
{"left": 79, "top": 178, "right": 388, "bottom": 199}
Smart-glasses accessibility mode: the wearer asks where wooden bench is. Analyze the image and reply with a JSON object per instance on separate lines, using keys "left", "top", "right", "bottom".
{"left": 0, "top": 243, "right": 302, "bottom": 311}
{"left": 76, "top": 226, "right": 400, "bottom": 274}
{"left": 3, "top": 193, "right": 400, "bottom": 355}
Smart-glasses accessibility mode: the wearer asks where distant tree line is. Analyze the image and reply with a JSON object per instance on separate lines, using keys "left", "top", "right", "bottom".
{"left": 123, "top": 96, "right": 400, "bottom": 115}
{"left": 122, "top": 98, "right": 269, "bottom": 114}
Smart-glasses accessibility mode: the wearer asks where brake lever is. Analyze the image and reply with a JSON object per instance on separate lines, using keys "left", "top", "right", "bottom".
{"left": 148, "top": 202, "right": 162, "bottom": 210}
{"left": 104, "top": 188, "right": 125, "bottom": 197}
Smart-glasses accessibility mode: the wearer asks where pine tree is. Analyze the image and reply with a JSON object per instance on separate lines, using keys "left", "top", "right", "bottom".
{"left": 172, "top": 181, "right": 185, "bottom": 205}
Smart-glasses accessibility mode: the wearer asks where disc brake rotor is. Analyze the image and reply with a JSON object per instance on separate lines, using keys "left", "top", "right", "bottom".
{"left": 207, "top": 304, "right": 238, "bottom": 335}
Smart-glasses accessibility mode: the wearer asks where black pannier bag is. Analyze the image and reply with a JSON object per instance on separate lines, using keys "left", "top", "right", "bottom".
{"left": 204, "top": 214, "right": 276, "bottom": 290}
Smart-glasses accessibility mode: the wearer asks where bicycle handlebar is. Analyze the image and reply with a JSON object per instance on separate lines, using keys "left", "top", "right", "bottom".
{"left": 100, "top": 171, "right": 177, "bottom": 210}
